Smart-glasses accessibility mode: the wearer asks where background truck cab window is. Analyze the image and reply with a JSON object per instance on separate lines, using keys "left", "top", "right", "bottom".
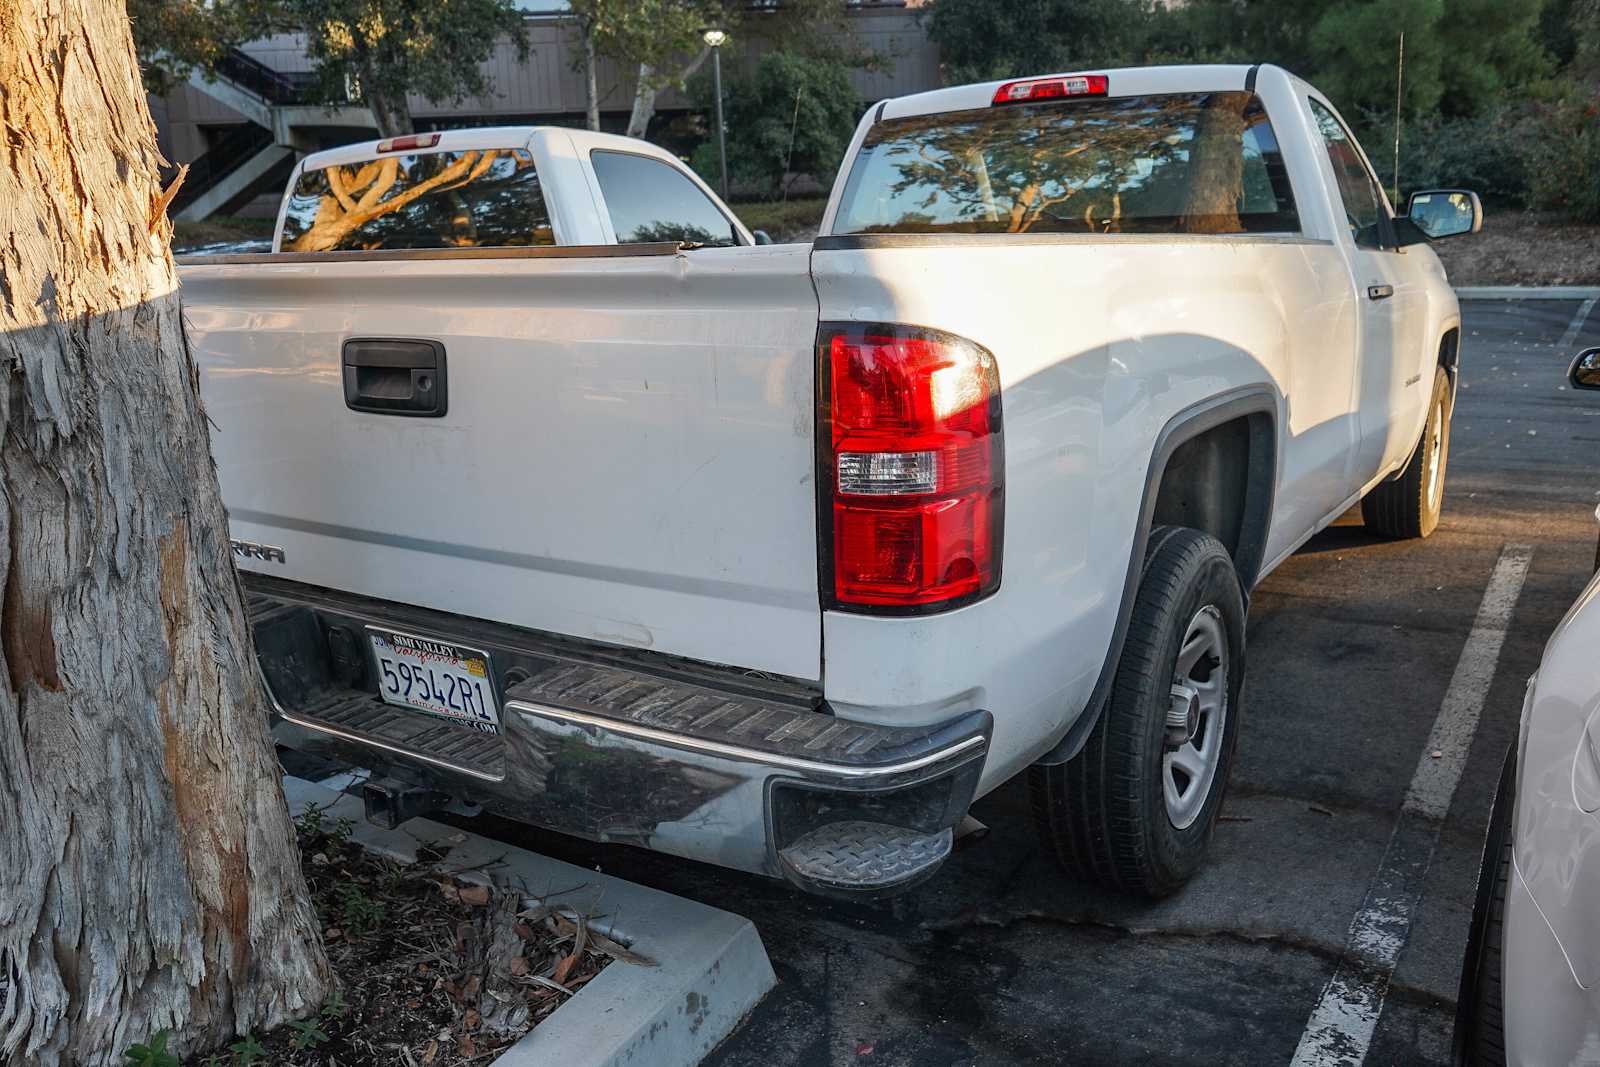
{"left": 280, "top": 148, "right": 555, "bottom": 253}
{"left": 590, "top": 150, "right": 739, "bottom": 246}
{"left": 1308, "top": 99, "right": 1389, "bottom": 250}
{"left": 833, "top": 91, "right": 1299, "bottom": 236}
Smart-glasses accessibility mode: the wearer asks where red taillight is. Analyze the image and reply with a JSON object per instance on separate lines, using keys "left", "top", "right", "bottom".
{"left": 821, "top": 325, "right": 1003, "bottom": 610}
{"left": 377, "top": 133, "right": 441, "bottom": 153}
{"left": 991, "top": 74, "right": 1108, "bottom": 106}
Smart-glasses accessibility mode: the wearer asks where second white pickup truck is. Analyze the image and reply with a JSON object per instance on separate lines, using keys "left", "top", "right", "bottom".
{"left": 181, "top": 63, "right": 1481, "bottom": 899}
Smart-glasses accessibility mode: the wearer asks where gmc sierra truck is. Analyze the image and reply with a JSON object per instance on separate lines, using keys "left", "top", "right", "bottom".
{"left": 180, "top": 64, "right": 1482, "bottom": 899}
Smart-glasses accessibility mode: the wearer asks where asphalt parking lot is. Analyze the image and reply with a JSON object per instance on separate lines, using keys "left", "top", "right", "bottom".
{"left": 295, "top": 297, "right": 1600, "bottom": 1066}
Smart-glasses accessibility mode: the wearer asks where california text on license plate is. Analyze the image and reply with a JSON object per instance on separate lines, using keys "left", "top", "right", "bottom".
{"left": 367, "top": 627, "right": 500, "bottom": 734}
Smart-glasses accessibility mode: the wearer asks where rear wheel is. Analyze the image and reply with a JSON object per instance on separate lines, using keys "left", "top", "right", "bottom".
{"left": 1363, "top": 365, "right": 1451, "bottom": 539}
{"left": 1029, "top": 526, "right": 1245, "bottom": 897}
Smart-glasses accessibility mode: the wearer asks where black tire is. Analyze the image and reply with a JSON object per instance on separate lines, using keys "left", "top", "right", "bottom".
{"left": 1456, "top": 749, "right": 1514, "bottom": 1066}
{"left": 1363, "top": 365, "right": 1451, "bottom": 539}
{"left": 1029, "top": 526, "right": 1246, "bottom": 898}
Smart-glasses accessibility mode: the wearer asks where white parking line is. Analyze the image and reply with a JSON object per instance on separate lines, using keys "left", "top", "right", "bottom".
{"left": 1290, "top": 544, "right": 1532, "bottom": 1067}
{"left": 1560, "top": 296, "right": 1598, "bottom": 350}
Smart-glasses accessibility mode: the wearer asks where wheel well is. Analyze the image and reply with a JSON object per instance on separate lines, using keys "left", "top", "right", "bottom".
{"left": 1150, "top": 413, "right": 1275, "bottom": 590}
{"left": 1439, "top": 327, "right": 1460, "bottom": 398}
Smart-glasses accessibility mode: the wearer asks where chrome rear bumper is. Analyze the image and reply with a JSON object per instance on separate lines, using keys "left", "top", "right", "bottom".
{"left": 251, "top": 577, "right": 989, "bottom": 897}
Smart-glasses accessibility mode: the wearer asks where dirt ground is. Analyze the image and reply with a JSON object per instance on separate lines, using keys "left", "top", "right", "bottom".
{"left": 180, "top": 806, "right": 618, "bottom": 1067}
{"left": 1429, "top": 210, "right": 1600, "bottom": 286}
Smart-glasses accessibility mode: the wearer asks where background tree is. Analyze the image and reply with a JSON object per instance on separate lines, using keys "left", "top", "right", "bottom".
{"left": 573, "top": 0, "right": 864, "bottom": 139}
{"left": 923, "top": 0, "right": 1155, "bottom": 83}
{"left": 127, "top": 0, "right": 277, "bottom": 93}
{"left": 691, "top": 51, "right": 859, "bottom": 196}
{"left": 293, "top": 0, "right": 531, "bottom": 136}
{"left": 0, "top": 0, "right": 331, "bottom": 1063}
{"left": 567, "top": 0, "right": 714, "bottom": 135}
{"left": 1527, "top": 0, "right": 1600, "bottom": 220}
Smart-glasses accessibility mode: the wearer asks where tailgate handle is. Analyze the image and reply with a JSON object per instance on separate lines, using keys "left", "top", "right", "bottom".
{"left": 342, "top": 338, "right": 447, "bottom": 417}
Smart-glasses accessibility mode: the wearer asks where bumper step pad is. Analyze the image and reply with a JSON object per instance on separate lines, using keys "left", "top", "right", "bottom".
{"left": 778, "top": 821, "right": 954, "bottom": 895}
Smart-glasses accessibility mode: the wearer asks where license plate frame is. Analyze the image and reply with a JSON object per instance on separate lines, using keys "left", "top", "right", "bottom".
{"left": 366, "top": 626, "right": 501, "bottom": 735}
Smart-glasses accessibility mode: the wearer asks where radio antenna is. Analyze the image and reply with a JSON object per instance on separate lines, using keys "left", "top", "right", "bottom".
{"left": 1392, "top": 30, "right": 1405, "bottom": 203}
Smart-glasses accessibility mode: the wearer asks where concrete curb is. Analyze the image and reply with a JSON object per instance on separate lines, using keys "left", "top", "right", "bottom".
{"left": 281, "top": 777, "right": 776, "bottom": 1067}
{"left": 1455, "top": 285, "right": 1600, "bottom": 300}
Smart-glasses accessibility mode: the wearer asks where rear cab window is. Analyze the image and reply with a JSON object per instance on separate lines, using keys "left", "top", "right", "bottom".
{"left": 589, "top": 150, "right": 741, "bottom": 247}
{"left": 279, "top": 147, "right": 555, "bottom": 253}
{"left": 833, "top": 91, "right": 1299, "bottom": 237}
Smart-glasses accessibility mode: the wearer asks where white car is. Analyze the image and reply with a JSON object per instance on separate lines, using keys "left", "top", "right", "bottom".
{"left": 1456, "top": 347, "right": 1600, "bottom": 1064}
{"left": 181, "top": 64, "right": 1480, "bottom": 898}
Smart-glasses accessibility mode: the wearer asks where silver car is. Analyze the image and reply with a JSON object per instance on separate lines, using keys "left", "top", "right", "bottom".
{"left": 1456, "top": 346, "right": 1600, "bottom": 1065}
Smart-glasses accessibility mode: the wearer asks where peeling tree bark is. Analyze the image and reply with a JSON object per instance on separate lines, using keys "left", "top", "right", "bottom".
{"left": 0, "top": 2, "right": 331, "bottom": 1064}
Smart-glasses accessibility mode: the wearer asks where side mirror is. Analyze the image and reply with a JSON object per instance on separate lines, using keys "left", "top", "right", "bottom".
{"left": 1405, "top": 189, "right": 1483, "bottom": 240}
{"left": 752, "top": 229, "right": 773, "bottom": 245}
{"left": 1571, "top": 348, "right": 1600, "bottom": 391}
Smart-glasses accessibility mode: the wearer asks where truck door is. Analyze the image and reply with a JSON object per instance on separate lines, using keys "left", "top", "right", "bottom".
{"left": 1305, "top": 97, "right": 1428, "bottom": 484}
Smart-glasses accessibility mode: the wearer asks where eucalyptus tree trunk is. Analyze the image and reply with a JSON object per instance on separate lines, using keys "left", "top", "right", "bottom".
{"left": 0, "top": 2, "right": 331, "bottom": 1064}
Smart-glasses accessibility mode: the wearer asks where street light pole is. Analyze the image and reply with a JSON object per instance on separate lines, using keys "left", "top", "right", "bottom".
{"left": 704, "top": 29, "right": 729, "bottom": 200}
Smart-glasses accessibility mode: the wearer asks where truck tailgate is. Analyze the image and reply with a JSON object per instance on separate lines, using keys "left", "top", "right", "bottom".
{"left": 181, "top": 245, "right": 821, "bottom": 680}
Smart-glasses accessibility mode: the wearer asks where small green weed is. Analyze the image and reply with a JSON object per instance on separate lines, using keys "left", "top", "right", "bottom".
{"left": 319, "top": 985, "right": 348, "bottom": 1021}
{"left": 337, "top": 881, "right": 386, "bottom": 933}
{"left": 295, "top": 803, "right": 327, "bottom": 837}
{"left": 287, "top": 1018, "right": 331, "bottom": 1050}
{"left": 122, "top": 1031, "right": 178, "bottom": 1067}
{"left": 229, "top": 1033, "right": 267, "bottom": 1065}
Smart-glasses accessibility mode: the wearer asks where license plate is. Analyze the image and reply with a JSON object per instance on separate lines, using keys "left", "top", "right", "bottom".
{"left": 367, "top": 627, "right": 500, "bottom": 734}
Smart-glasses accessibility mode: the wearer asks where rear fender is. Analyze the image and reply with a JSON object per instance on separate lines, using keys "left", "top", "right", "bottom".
{"left": 1035, "top": 387, "right": 1277, "bottom": 766}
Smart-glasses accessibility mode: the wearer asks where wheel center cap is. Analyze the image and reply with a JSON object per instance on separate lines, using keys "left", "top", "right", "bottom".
{"left": 1167, "top": 683, "right": 1201, "bottom": 746}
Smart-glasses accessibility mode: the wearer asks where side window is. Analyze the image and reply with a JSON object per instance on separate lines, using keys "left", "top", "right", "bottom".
{"left": 590, "top": 150, "right": 739, "bottom": 247}
{"left": 1308, "top": 99, "right": 1388, "bottom": 251}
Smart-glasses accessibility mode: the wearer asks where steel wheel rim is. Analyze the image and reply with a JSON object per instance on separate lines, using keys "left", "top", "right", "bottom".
{"left": 1163, "top": 605, "right": 1228, "bottom": 830}
{"left": 1426, "top": 397, "right": 1445, "bottom": 511}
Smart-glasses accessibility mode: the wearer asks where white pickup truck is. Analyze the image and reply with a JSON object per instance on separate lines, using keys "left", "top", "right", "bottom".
{"left": 181, "top": 63, "right": 1481, "bottom": 899}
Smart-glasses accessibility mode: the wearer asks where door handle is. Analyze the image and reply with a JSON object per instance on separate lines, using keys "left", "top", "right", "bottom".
{"left": 1367, "top": 284, "right": 1395, "bottom": 301}
{"left": 342, "top": 338, "right": 447, "bottom": 417}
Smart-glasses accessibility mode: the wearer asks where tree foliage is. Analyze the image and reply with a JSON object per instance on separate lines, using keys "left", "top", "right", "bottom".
{"left": 919, "top": 0, "right": 1596, "bottom": 216}
{"left": 571, "top": 0, "right": 864, "bottom": 138}
{"left": 294, "top": 0, "right": 530, "bottom": 136}
{"left": 691, "top": 51, "right": 859, "bottom": 195}
{"left": 923, "top": 0, "right": 1156, "bottom": 84}
{"left": 127, "top": 0, "right": 276, "bottom": 93}
{"left": 924, "top": 0, "right": 1552, "bottom": 121}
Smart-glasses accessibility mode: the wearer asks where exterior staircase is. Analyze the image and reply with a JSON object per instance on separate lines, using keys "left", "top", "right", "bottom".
{"left": 175, "top": 48, "right": 377, "bottom": 221}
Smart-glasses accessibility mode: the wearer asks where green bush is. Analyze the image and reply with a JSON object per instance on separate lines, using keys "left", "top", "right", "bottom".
{"left": 1527, "top": 86, "right": 1600, "bottom": 222}
{"left": 1367, "top": 107, "right": 1540, "bottom": 208}
{"left": 691, "top": 51, "right": 860, "bottom": 198}
{"left": 732, "top": 197, "right": 829, "bottom": 242}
